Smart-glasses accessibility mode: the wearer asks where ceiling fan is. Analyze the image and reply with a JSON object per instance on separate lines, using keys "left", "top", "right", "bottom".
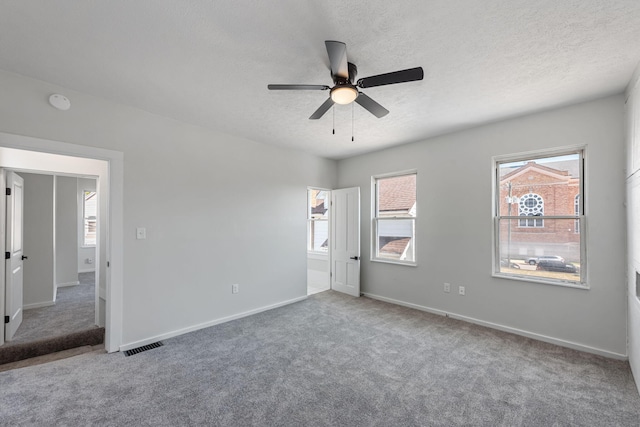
{"left": 268, "top": 40, "right": 424, "bottom": 120}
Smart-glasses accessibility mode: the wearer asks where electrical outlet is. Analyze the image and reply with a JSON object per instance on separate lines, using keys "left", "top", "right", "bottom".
{"left": 85, "top": 258, "right": 93, "bottom": 265}
{"left": 136, "top": 227, "right": 146, "bottom": 240}
{"left": 444, "top": 283, "right": 450, "bottom": 293}
{"left": 232, "top": 284, "right": 239, "bottom": 294}
{"left": 458, "top": 286, "right": 465, "bottom": 296}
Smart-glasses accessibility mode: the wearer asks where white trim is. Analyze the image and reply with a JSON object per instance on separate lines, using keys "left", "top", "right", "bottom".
{"left": 363, "top": 292, "right": 627, "bottom": 360}
{"left": 78, "top": 268, "right": 96, "bottom": 273}
{"left": 370, "top": 258, "right": 417, "bottom": 267}
{"left": 307, "top": 252, "right": 328, "bottom": 260}
{"left": 57, "top": 280, "right": 79, "bottom": 288}
{"left": 119, "top": 295, "right": 307, "bottom": 352}
{"left": 371, "top": 168, "right": 418, "bottom": 179}
{"left": 24, "top": 301, "right": 55, "bottom": 310}
{"left": 492, "top": 272, "right": 588, "bottom": 289}
{"left": 493, "top": 144, "right": 586, "bottom": 164}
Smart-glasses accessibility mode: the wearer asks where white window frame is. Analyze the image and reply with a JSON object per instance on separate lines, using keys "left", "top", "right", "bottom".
{"left": 371, "top": 170, "right": 417, "bottom": 267}
{"left": 307, "top": 187, "right": 329, "bottom": 255}
{"left": 574, "top": 194, "right": 580, "bottom": 234}
{"left": 492, "top": 146, "right": 587, "bottom": 288}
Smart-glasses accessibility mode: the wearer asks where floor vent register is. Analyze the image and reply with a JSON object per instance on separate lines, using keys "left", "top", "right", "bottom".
{"left": 123, "top": 341, "right": 164, "bottom": 357}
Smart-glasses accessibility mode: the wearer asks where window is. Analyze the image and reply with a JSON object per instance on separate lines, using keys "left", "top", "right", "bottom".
{"left": 308, "top": 189, "right": 328, "bottom": 253}
{"left": 518, "top": 193, "right": 544, "bottom": 227}
{"left": 495, "top": 149, "right": 585, "bottom": 286}
{"left": 83, "top": 190, "right": 97, "bottom": 246}
{"left": 373, "top": 172, "right": 417, "bottom": 265}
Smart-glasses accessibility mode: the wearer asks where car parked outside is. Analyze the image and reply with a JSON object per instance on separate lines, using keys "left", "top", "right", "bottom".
{"left": 526, "top": 255, "right": 565, "bottom": 265}
{"left": 500, "top": 259, "right": 520, "bottom": 269}
{"left": 536, "top": 260, "right": 577, "bottom": 273}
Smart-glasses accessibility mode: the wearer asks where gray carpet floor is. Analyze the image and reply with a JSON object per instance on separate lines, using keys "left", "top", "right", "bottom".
{"left": 6, "top": 272, "right": 96, "bottom": 345}
{"left": 1, "top": 290, "right": 639, "bottom": 426}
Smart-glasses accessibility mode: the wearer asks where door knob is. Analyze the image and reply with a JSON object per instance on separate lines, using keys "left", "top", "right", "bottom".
{"left": 22, "top": 255, "right": 28, "bottom": 260}
{"left": 350, "top": 256, "right": 359, "bottom": 260}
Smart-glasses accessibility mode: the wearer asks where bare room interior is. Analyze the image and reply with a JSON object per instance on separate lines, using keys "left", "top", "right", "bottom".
{"left": 1, "top": 1, "right": 640, "bottom": 425}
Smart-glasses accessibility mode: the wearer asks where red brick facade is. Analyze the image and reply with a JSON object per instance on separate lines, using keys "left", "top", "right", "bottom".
{"left": 498, "top": 161, "right": 580, "bottom": 260}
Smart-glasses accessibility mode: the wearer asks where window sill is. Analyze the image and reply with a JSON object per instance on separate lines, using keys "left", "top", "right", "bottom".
{"left": 80, "top": 245, "right": 96, "bottom": 249}
{"left": 371, "top": 258, "right": 417, "bottom": 267}
{"left": 493, "top": 272, "right": 588, "bottom": 290}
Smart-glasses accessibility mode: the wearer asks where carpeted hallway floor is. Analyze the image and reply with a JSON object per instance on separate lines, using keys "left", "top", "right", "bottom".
{"left": 1, "top": 290, "right": 639, "bottom": 426}
{"left": 6, "top": 272, "right": 96, "bottom": 345}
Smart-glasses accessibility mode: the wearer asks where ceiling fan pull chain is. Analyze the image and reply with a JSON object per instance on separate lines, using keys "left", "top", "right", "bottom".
{"left": 352, "top": 103, "right": 355, "bottom": 142}
{"left": 332, "top": 106, "right": 335, "bottom": 135}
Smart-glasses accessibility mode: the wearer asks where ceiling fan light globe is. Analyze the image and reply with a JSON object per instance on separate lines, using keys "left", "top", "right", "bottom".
{"left": 330, "top": 86, "right": 358, "bottom": 105}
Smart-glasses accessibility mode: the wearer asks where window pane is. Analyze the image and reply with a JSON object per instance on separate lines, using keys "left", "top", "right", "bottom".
{"left": 309, "top": 220, "right": 328, "bottom": 252}
{"left": 498, "top": 154, "right": 580, "bottom": 217}
{"left": 377, "top": 174, "right": 416, "bottom": 217}
{"left": 309, "top": 189, "right": 328, "bottom": 219}
{"left": 83, "top": 191, "right": 97, "bottom": 246}
{"left": 377, "top": 218, "right": 415, "bottom": 262}
{"left": 498, "top": 218, "right": 582, "bottom": 283}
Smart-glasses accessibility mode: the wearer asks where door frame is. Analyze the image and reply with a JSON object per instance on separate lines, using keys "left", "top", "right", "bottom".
{"left": 0, "top": 132, "right": 123, "bottom": 352}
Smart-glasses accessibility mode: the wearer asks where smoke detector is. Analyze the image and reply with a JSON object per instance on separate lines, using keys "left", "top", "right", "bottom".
{"left": 49, "top": 94, "right": 71, "bottom": 111}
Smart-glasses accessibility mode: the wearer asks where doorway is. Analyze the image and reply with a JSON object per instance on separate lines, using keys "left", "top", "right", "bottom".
{"left": 3, "top": 172, "right": 99, "bottom": 346}
{"left": 0, "top": 132, "right": 123, "bottom": 352}
{"left": 307, "top": 188, "right": 330, "bottom": 295}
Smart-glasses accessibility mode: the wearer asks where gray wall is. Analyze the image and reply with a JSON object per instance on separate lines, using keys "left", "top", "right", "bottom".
{"left": 22, "top": 173, "right": 55, "bottom": 308}
{"left": 337, "top": 95, "right": 627, "bottom": 357}
{"left": 625, "top": 66, "right": 640, "bottom": 395}
{"left": 55, "top": 176, "right": 78, "bottom": 287}
{"left": 0, "top": 70, "right": 338, "bottom": 347}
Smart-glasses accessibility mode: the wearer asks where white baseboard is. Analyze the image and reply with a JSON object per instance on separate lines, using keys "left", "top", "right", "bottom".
{"left": 57, "top": 281, "right": 79, "bottom": 288}
{"left": 363, "top": 292, "right": 628, "bottom": 361}
{"left": 120, "top": 295, "right": 308, "bottom": 352}
{"left": 78, "top": 268, "right": 95, "bottom": 273}
{"left": 23, "top": 301, "right": 55, "bottom": 310}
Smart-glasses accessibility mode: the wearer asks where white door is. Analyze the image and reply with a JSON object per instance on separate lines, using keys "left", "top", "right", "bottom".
{"left": 5, "top": 171, "right": 24, "bottom": 341}
{"left": 331, "top": 187, "right": 360, "bottom": 297}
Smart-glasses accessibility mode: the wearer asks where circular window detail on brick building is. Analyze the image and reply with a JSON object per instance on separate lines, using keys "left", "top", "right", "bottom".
{"left": 518, "top": 193, "right": 544, "bottom": 227}
{"left": 519, "top": 193, "right": 543, "bottom": 214}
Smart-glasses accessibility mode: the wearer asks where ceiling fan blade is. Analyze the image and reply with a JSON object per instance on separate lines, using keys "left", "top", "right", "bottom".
{"left": 309, "top": 98, "right": 335, "bottom": 120}
{"left": 268, "top": 84, "right": 330, "bottom": 90}
{"left": 355, "top": 92, "right": 389, "bottom": 118}
{"left": 357, "top": 67, "right": 424, "bottom": 89}
{"left": 325, "top": 40, "right": 349, "bottom": 79}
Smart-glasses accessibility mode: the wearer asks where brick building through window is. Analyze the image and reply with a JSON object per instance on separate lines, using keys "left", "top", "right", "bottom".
{"left": 498, "top": 159, "right": 580, "bottom": 262}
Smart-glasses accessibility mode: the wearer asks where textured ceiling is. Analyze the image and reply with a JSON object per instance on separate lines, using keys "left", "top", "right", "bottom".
{"left": 1, "top": 1, "right": 640, "bottom": 159}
